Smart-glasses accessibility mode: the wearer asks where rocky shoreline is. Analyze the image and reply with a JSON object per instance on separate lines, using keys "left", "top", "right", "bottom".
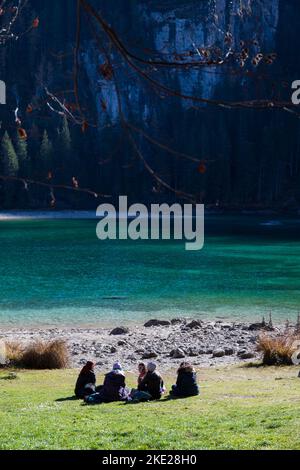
{"left": 1, "top": 318, "right": 292, "bottom": 371}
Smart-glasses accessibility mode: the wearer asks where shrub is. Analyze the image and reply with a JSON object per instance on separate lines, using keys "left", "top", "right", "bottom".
{"left": 5, "top": 341, "right": 23, "bottom": 364}
{"left": 257, "top": 334, "right": 299, "bottom": 366}
{"left": 6, "top": 340, "right": 68, "bottom": 369}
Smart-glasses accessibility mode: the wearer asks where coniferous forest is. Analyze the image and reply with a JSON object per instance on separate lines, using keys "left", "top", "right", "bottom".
{"left": 0, "top": 0, "right": 300, "bottom": 210}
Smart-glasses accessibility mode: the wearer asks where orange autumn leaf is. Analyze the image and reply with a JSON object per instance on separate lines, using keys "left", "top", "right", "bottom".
{"left": 18, "top": 128, "right": 27, "bottom": 140}
{"left": 198, "top": 162, "right": 207, "bottom": 174}
{"left": 32, "top": 18, "right": 39, "bottom": 28}
{"left": 81, "top": 121, "right": 88, "bottom": 133}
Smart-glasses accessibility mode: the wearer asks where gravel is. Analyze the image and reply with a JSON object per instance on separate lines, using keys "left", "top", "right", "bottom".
{"left": 0, "top": 318, "right": 287, "bottom": 371}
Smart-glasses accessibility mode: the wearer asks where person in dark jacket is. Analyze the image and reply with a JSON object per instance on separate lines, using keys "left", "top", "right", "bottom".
{"left": 138, "top": 362, "right": 164, "bottom": 400}
{"left": 85, "top": 362, "right": 129, "bottom": 404}
{"left": 99, "top": 362, "right": 129, "bottom": 402}
{"left": 74, "top": 361, "right": 96, "bottom": 399}
{"left": 169, "top": 362, "right": 199, "bottom": 398}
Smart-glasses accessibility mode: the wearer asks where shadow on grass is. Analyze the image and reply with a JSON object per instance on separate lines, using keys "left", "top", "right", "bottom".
{"left": 241, "top": 361, "right": 265, "bottom": 368}
{"left": 65, "top": 394, "right": 200, "bottom": 407}
{"left": 121, "top": 395, "right": 199, "bottom": 406}
{"left": 0, "top": 372, "right": 19, "bottom": 380}
{"left": 241, "top": 361, "right": 299, "bottom": 369}
{"left": 55, "top": 396, "right": 79, "bottom": 402}
{"left": 79, "top": 397, "right": 188, "bottom": 407}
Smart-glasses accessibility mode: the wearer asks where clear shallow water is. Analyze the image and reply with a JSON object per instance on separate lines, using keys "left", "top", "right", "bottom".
{"left": 0, "top": 215, "right": 300, "bottom": 327}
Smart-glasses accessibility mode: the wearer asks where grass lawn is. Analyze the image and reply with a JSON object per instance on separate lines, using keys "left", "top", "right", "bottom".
{"left": 0, "top": 365, "right": 299, "bottom": 450}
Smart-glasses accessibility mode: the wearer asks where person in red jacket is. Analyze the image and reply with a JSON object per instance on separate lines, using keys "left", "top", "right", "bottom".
{"left": 137, "top": 362, "right": 147, "bottom": 387}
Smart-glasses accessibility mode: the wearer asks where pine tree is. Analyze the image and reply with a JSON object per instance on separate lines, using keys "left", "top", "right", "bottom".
{"left": 1, "top": 132, "right": 19, "bottom": 176}
{"left": 39, "top": 130, "right": 53, "bottom": 175}
{"left": 15, "top": 132, "right": 30, "bottom": 176}
{"left": 59, "top": 116, "right": 71, "bottom": 157}
{"left": 56, "top": 116, "right": 73, "bottom": 179}
{"left": 1, "top": 131, "right": 19, "bottom": 207}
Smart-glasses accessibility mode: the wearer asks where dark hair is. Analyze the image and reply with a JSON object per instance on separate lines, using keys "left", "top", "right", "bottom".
{"left": 138, "top": 362, "right": 146, "bottom": 373}
{"left": 79, "top": 361, "right": 95, "bottom": 375}
{"left": 177, "top": 362, "right": 194, "bottom": 374}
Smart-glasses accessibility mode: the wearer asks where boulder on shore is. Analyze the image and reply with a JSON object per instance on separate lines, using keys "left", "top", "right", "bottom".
{"left": 170, "top": 348, "right": 185, "bottom": 359}
{"left": 144, "top": 319, "right": 171, "bottom": 327}
{"left": 185, "top": 320, "right": 202, "bottom": 330}
{"left": 224, "top": 347, "right": 235, "bottom": 356}
{"left": 239, "top": 351, "right": 255, "bottom": 360}
{"left": 109, "top": 326, "right": 129, "bottom": 335}
{"left": 142, "top": 351, "right": 158, "bottom": 359}
{"left": 212, "top": 349, "right": 225, "bottom": 358}
{"left": 187, "top": 347, "right": 199, "bottom": 357}
{"left": 248, "top": 322, "right": 274, "bottom": 332}
{"left": 171, "top": 318, "right": 186, "bottom": 325}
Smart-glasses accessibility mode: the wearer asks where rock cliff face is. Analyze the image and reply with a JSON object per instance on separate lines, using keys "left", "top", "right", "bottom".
{"left": 81, "top": 0, "right": 280, "bottom": 125}
{"left": 0, "top": 1, "right": 299, "bottom": 208}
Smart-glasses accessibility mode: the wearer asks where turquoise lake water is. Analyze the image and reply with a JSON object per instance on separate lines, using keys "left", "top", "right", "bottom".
{"left": 0, "top": 215, "right": 300, "bottom": 327}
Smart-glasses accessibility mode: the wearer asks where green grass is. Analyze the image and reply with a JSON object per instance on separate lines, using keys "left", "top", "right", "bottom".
{"left": 0, "top": 366, "right": 300, "bottom": 450}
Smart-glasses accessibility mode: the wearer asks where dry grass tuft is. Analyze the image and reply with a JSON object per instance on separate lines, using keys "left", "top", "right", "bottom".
{"left": 5, "top": 340, "right": 68, "bottom": 369}
{"left": 257, "top": 334, "right": 300, "bottom": 366}
{"left": 5, "top": 341, "right": 23, "bottom": 364}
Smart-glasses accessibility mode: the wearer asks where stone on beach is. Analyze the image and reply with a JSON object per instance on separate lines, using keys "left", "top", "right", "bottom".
{"left": 224, "top": 347, "right": 235, "bottom": 356}
{"left": 142, "top": 351, "right": 158, "bottom": 359}
{"left": 170, "top": 318, "right": 186, "bottom": 325}
{"left": 4, "top": 317, "right": 278, "bottom": 370}
{"left": 221, "top": 323, "right": 232, "bottom": 330}
{"left": 212, "top": 349, "right": 226, "bottom": 358}
{"left": 239, "top": 351, "right": 255, "bottom": 360}
{"left": 126, "top": 355, "right": 137, "bottom": 362}
{"left": 144, "top": 319, "right": 171, "bottom": 327}
{"left": 170, "top": 348, "right": 185, "bottom": 359}
{"left": 110, "top": 327, "right": 129, "bottom": 335}
{"left": 248, "top": 322, "right": 274, "bottom": 332}
{"left": 187, "top": 347, "right": 199, "bottom": 357}
{"left": 185, "top": 320, "right": 202, "bottom": 330}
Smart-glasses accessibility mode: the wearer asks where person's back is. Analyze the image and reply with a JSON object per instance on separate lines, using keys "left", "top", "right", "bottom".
{"left": 170, "top": 363, "right": 199, "bottom": 398}
{"left": 101, "top": 371, "right": 125, "bottom": 402}
{"left": 139, "top": 363, "right": 164, "bottom": 400}
{"left": 100, "top": 362, "right": 127, "bottom": 402}
{"left": 176, "top": 370, "right": 199, "bottom": 396}
{"left": 75, "top": 361, "right": 96, "bottom": 399}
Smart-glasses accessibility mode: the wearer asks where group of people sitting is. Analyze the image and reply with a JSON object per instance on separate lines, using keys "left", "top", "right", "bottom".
{"left": 75, "top": 360, "right": 199, "bottom": 404}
